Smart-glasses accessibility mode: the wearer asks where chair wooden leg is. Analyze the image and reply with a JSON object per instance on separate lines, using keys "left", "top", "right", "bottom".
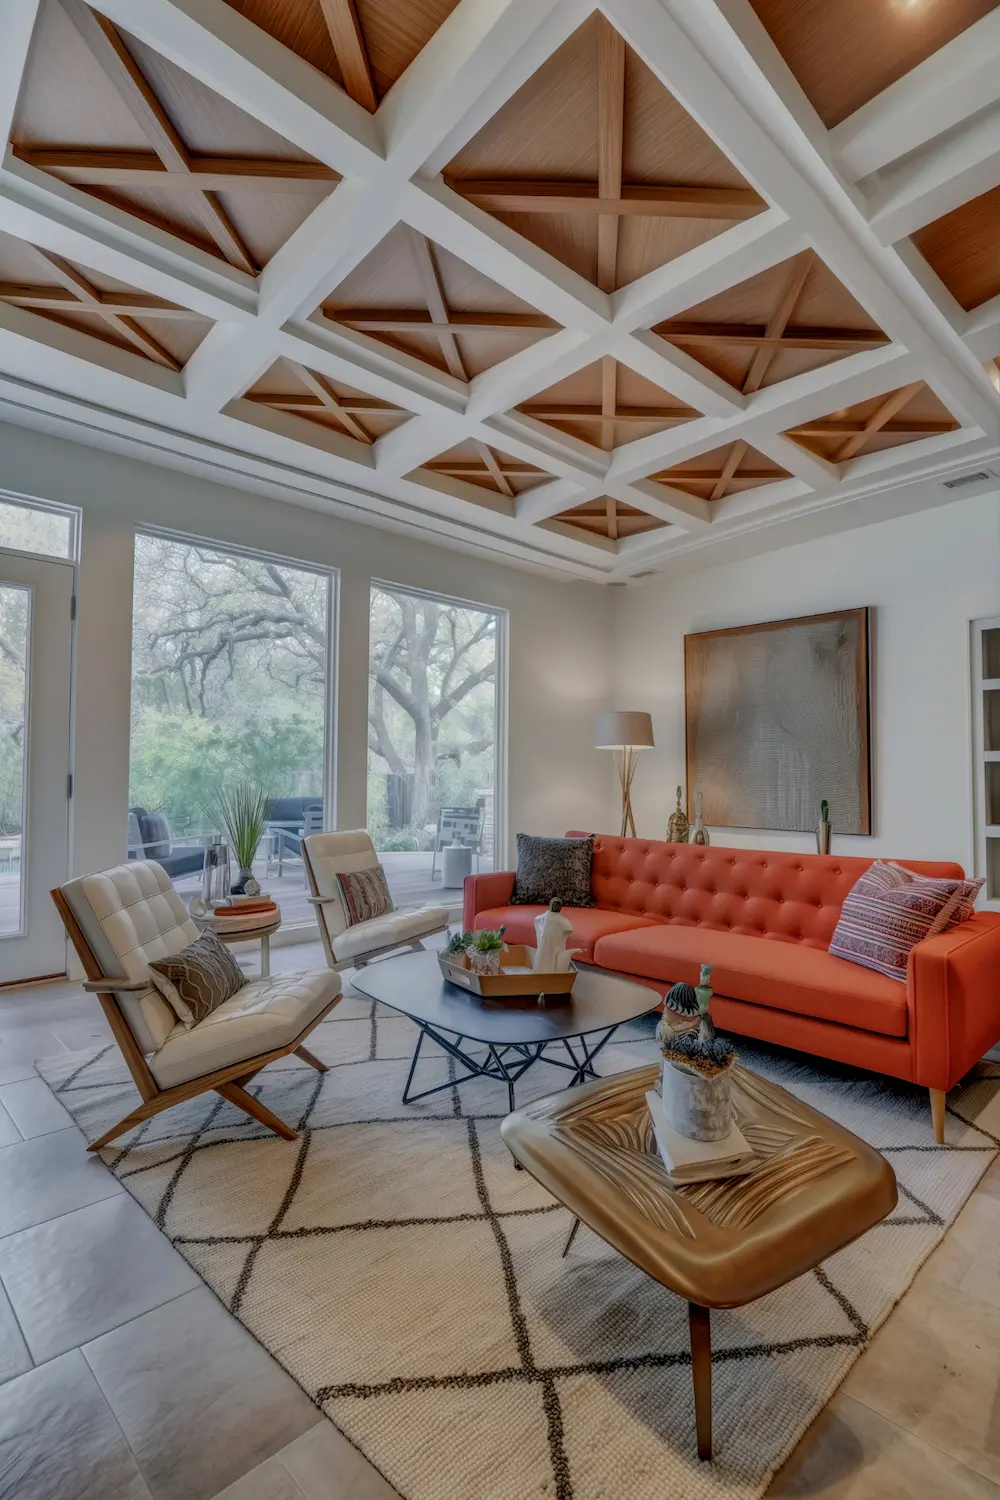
{"left": 87, "top": 1097, "right": 169, "bottom": 1152}
{"left": 930, "top": 1087, "right": 946, "bottom": 1145}
{"left": 216, "top": 1083, "right": 297, "bottom": 1140}
{"left": 295, "top": 1044, "right": 327, "bottom": 1073}
{"left": 688, "top": 1302, "right": 712, "bottom": 1461}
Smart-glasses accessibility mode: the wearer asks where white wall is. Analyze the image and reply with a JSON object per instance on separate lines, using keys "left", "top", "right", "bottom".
{"left": 612, "top": 492, "right": 1000, "bottom": 872}
{"left": 0, "top": 423, "right": 616, "bottom": 879}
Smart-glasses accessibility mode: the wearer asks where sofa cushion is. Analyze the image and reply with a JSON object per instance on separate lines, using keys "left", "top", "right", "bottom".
{"left": 332, "top": 905, "right": 449, "bottom": 963}
{"left": 593, "top": 924, "right": 908, "bottom": 1037}
{"left": 511, "top": 833, "right": 594, "bottom": 907}
{"left": 474, "top": 905, "right": 661, "bottom": 964}
{"left": 829, "top": 861, "right": 984, "bottom": 982}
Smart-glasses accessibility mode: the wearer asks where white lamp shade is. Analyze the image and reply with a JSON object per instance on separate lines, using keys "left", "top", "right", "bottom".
{"left": 595, "top": 711, "right": 655, "bottom": 749}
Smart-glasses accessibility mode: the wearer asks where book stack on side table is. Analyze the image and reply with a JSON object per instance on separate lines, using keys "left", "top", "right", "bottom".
{"left": 645, "top": 1089, "right": 757, "bottom": 1184}
{"left": 203, "top": 895, "right": 280, "bottom": 935}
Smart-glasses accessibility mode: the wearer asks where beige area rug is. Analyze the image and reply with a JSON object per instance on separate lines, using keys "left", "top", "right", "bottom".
{"left": 36, "top": 990, "right": 1000, "bottom": 1500}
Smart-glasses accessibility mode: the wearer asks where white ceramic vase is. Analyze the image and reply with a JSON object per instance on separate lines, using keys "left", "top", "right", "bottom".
{"left": 660, "top": 1058, "right": 732, "bottom": 1141}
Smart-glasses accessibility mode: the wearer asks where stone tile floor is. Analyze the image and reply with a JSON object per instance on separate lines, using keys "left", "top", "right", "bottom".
{"left": 0, "top": 943, "right": 998, "bottom": 1499}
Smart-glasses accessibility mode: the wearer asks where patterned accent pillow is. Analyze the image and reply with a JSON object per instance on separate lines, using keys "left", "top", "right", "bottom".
{"left": 511, "top": 833, "right": 595, "bottom": 907}
{"left": 147, "top": 927, "right": 247, "bottom": 1028}
{"left": 829, "top": 861, "right": 984, "bottom": 983}
{"left": 337, "top": 865, "right": 394, "bottom": 926}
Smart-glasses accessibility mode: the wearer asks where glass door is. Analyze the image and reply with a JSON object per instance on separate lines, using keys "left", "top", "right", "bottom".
{"left": 0, "top": 551, "right": 73, "bottom": 984}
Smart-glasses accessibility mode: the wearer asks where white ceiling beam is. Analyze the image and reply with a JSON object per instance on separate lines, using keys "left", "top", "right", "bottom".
{"left": 608, "top": 475, "right": 712, "bottom": 531}
{"left": 613, "top": 328, "right": 744, "bottom": 416}
{"left": 284, "top": 317, "right": 467, "bottom": 417}
{"left": 379, "top": 0, "right": 571, "bottom": 179}
{"left": 749, "top": 430, "right": 840, "bottom": 494}
{"left": 0, "top": 153, "right": 257, "bottom": 323}
{"left": 93, "top": 0, "right": 381, "bottom": 175}
{"left": 0, "top": 0, "right": 41, "bottom": 146}
{"left": 610, "top": 207, "right": 803, "bottom": 333}
{"left": 514, "top": 477, "right": 599, "bottom": 525}
{"left": 830, "top": 10, "right": 1000, "bottom": 180}
{"left": 866, "top": 104, "right": 1000, "bottom": 244}
{"left": 463, "top": 328, "right": 595, "bottom": 422}
{"left": 402, "top": 177, "right": 612, "bottom": 334}
{"left": 965, "top": 298, "right": 1000, "bottom": 364}
{"left": 611, "top": 0, "right": 999, "bottom": 433}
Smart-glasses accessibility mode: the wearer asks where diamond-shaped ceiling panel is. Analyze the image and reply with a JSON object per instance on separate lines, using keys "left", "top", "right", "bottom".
{"left": 11, "top": 0, "right": 338, "bottom": 273}
{"left": 653, "top": 441, "right": 789, "bottom": 502}
{"left": 785, "top": 382, "right": 960, "bottom": 463}
{"left": 517, "top": 358, "right": 700, "bottom": 450}
{"left": 0, "top": 227, "right": 212, "bottom": 369}
{"left": 417, "top": 443, "right": 551, "bottom": 499}
{"left": 245, "top": 357, "right": 411, "bottom": 442}
{"left": 445, "top": 14, "right": 765, "bottom": 292}
{"left": 322, "top": 225, "right": 559, "bottom": 380}
{"left": 655, "top": 249, "right": 888, "bottom": 393}
{"left": 548, "top": 497, "right": 668, "bottom": 544}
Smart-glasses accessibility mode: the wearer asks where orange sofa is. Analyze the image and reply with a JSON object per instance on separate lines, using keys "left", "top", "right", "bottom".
{"left": 463, "top": 832, "right": 1000, "bottom": 1142}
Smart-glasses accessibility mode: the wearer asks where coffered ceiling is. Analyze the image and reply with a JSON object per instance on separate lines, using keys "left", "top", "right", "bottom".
{"left": 0, "top": 0, "right": 997, "bottom": 582}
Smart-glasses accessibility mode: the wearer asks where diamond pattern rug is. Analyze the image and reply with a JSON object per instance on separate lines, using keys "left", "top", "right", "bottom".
{"left": 35, "top": 990, "right": 1000, "bottom": 1500}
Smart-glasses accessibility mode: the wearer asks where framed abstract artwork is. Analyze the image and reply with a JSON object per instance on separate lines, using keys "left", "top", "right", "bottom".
{"left": 684, "top": 607, "right": 872, "bottom": 834}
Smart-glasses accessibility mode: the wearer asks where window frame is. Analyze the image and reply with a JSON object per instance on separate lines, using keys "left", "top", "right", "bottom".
{"left": 0, "top": 488, "right": 80, "bottom": 565}
{"left": 368, "top": 576, "right": 509, "bottom": 871}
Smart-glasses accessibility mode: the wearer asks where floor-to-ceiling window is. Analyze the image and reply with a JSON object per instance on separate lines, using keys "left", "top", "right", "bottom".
{"left": 129, "top": 532, "right": 334, "bottom": 927}
{"left": 366, "top": 581, "right": 504, "bottom": 905}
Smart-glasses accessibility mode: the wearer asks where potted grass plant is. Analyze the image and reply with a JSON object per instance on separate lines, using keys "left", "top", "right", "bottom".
{"left": 655, "top": 964, "right": 737, "bottom": 1140}
{"left": 206, "top": 781, "right": 274, "bottom": 895}
{"left": 467, "top": 927, "right": 506, "bottom": 977}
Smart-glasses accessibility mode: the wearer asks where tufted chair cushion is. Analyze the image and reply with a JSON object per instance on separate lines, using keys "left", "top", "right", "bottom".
{"left": 566, "top": 833, "right": 966, "bottom": 952}
{"left": 61, "top": 861, "right": 199, "bottom": 1053}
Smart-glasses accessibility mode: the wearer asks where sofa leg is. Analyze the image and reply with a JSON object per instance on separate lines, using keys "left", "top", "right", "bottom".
{"left": 929, "top": 1087, "right": 946, "bottom": 1145}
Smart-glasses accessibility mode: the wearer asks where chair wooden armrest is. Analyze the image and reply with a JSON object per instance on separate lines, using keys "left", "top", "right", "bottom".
{"left": 305, "top": 894, "right": 333, "bottom": 906}
{"left": 81, "top": 976, "right": 150, "bottom": 993}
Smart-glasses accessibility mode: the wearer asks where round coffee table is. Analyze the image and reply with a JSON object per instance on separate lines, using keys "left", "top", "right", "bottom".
{"left": 350, "top": 947, "right": 659, "bottom": 1112}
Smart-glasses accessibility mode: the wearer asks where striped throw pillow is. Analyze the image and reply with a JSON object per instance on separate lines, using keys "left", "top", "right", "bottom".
{"left": 337, "top": 865, "right": 394, "bottom": 926}
{"left": 829, "top": 861, "right": 984, "bottom": 983}
{"left": 147, "top": 927, "right": 246, "bottom": 1028}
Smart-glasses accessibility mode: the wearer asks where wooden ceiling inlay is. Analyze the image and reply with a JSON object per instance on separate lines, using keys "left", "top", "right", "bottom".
{"left": 911, "top": 186, "right": 1000, "bottom": 313}
{"left": 11, "top": 0, "right": 337, "bottom": 273}
{"left": 657, "top": 249, "right": 889, "bottom": 392}
{"left": 517, "top": 358, "right": 700, "bottom": 450}
{"left": 418, "top": 444, "right": 550, "bottom": 498}
{"left": 445, "top": 15, "right": 765, "bottom": 291}
{"left": 222, "top": 0, "right": 461, "bottom": 109}
{"left": 323, "top": 225, "right": 558, "bottom": 379}
{"left": 0, "top": 227, "right": 211, "bottom": 369}
{"left": 749, "top": 0, "right": 999, "bottom": 128}
{"left": 549, "top": 498, "right": 668, "bottom": 544}
{"left": 653, "top": 442, "right": 789, "bottom": 502}
{"left": 245, "top": 357, "right": 410, "bottom": 441}
{"left": 786, "top": 382, "right": 960, "bottom": 463}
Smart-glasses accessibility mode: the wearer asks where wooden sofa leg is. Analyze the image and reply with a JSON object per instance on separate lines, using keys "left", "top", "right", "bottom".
{"left": 929, "top": 1088, "right": 946, "bottom": 1145}
{"left": 87, "top": 1099, "right": 166, "bottom": 1152}
{"left": 216, "top": 1082, "right": 297, "bottom": 1140}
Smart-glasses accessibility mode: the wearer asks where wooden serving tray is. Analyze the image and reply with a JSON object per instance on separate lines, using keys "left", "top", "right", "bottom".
{"left": 438, "top": 944, "right": 577, "bottom": 1000}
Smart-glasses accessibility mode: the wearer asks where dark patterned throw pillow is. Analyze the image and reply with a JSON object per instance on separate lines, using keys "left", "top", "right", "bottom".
{"left": 337, "top": 865, "right": 394, "bottom": 925}
{"left": 511, "top": 833, "right": 595, "bottom": 907}
{"left": 147, "top": 927, "right": 246, "bottom": 1028}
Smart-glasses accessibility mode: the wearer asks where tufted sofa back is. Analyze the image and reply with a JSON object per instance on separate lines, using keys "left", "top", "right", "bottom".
{"left": 565, "top": 833, "right": 966, "bottom": 951}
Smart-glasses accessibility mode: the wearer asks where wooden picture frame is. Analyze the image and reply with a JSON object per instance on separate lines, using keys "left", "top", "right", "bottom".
{"left": 684, "top": 607, "right": 872, "bottom": 835}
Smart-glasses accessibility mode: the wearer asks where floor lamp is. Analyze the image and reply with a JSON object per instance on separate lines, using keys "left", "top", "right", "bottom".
{"left": 595, "top": 712, "right": 655, "bottom": 838}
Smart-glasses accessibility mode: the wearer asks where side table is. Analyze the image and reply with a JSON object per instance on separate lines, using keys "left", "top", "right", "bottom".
{"left": 199, "top": 912, "right": 281, "bottom": 977}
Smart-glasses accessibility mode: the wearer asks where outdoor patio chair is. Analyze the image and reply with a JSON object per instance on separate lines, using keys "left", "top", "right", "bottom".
{"left": 429, "top": 805, "right": 485, "bottom": 881}
{"left": 51, "top": 861, "right": 342, "bottom": 1151}
{"left": 302, "top": 829, "right": 449, "bottom": 972}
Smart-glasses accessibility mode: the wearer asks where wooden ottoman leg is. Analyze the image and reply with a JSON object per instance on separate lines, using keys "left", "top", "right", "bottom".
{"left": 688, "top": 1302, "right": 712, "bottom": 1461}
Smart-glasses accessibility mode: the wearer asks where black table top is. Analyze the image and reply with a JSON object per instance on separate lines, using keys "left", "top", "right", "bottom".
{"left": 350, "top": 949, "right": 660, "bottom": 1044}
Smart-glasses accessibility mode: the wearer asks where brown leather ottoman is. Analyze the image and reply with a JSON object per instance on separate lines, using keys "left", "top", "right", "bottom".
{"left": 500, "top": 1062, "right": 897, "bottom": 1460}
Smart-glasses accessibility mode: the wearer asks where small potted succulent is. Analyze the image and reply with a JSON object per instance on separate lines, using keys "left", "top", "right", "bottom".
{"left": 655, "top": 963, "right": 737, "bottom": 1141}
{"left": 467, "top": 927, "right": 506, "bottom": 977}
{"left": 444, "top": 929, "right": 473, "bottom": 958}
